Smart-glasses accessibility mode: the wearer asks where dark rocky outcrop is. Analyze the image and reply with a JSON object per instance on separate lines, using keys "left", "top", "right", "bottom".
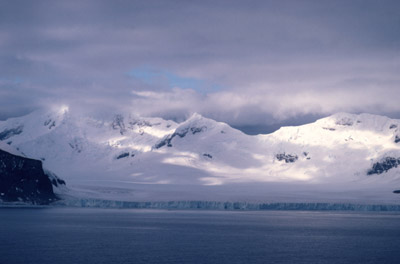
{"left": 0, "top": 126, "right": 24, "bottom": 141}
{"left": 128, "top": 120, "right": 156, "bottom": 128}
{"left": 111, "top": 114, "right": 126, "bottom": 135}
{"left": 116, "top": 152, "right": 130, "bottom": 159}
{"left": 0, "top": 149, "right": 57, "bottom": 204}
{"left": 44, "top": 119, "right": 56, "bottom": 129}
{"left": 276, "top": 153, "right": 298, "bottom": 163}
{"left": 367, "top": 157, "right": 400, "bottom": 175}
{"left": 191, "top": 126, "right": 207, "bottom": 134}
{"left": 203, "top": 153, "right": 213, "bottom": 159}
{"left": 51, "top": 178, "right": 66, "bottom": 187}
{"left": 336, "top": 118, "right": 354, "bottom": 126}
{"left": 155, "top": 125, "right": 208, "bottom": 149}
{"left": 68, "top": 138, "right": 84, "bottom": 153}
{"left": 154, "top": 127, "right": 189, "bottom": 149}
{"left": 44, "top": 169, "right": 66, "bottom": 189}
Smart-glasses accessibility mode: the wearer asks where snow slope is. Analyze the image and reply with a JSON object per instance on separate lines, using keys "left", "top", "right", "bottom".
{"left": 1, "top": 107, "right": 400, "bottom": 204}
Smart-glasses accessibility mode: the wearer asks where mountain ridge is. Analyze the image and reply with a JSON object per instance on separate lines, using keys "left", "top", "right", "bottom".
{"left": 1, "top": 108, "right": 400, "bottom": 203}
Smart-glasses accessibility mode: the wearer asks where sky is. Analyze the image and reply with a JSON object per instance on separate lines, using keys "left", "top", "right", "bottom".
{"left": 0, "top": 0, "right": 399, "bottom": 134}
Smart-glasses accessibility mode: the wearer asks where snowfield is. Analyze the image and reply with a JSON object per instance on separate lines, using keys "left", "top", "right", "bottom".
{"left": 1, "top": 106, "right": 400, "bottom": 205}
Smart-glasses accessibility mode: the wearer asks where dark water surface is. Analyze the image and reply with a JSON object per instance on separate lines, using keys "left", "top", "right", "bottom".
{"left": 1, "top": 208, "right": 400, "bottom": 264}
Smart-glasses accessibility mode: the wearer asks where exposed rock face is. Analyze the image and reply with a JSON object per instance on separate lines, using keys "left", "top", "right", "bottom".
{"left": 336, "top": 117, "right": 354, "bottom": 126}
{"left": 155, "top": 127, "right": 190, "bottom": 149}
{"left": 111, "top": 114, "right": 126, "bottom": 135}
{"left": 0, "top": 126, "right": 23, "bottom": 141}
{"left": 116, "top": 152, "right": 130, "bottom": 159}
{"left": 367, "top": 157, "right": 400, "bottom": 175}
{"left": 0, "top": 149, "right": 57, "bottom": 204}
{"left": 203, "top": 153, "right": 213, "bottom": 159}
{"left": 190, "top": 126, "right": 207, "bottom": 134}
{"left": 155, "top": 125, "right": 208, "bottom": 149}
{"left": 276, "top": 153, "right": 298, "bottom": 163}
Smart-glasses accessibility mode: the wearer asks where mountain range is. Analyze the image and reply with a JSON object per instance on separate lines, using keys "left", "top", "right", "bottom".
{"left": 1, "top": 106, "right": 400, "bottom": 205}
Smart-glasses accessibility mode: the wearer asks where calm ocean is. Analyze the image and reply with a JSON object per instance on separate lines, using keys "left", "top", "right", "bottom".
{"left": 1, "top": 208, "right": 400, "bottom": 264}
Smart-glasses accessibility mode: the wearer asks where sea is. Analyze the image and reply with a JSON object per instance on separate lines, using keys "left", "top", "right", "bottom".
{"left": 0, "top": 208, "right": 400, "bottom": 264}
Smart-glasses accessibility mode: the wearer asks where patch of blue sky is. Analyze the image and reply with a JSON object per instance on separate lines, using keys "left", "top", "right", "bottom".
{"left": 0, "top": 76, "right": 23, "bottom": 84}
{"left": 129, "top": 67, "right": 159, "bottom": 86}
{"left": 129, "top": 67, "right": 222, "bottom": 93}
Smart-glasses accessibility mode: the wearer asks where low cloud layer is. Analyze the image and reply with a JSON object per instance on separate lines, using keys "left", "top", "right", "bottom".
{"left": 1, "top": 0, "right": 399, "bottom": 132}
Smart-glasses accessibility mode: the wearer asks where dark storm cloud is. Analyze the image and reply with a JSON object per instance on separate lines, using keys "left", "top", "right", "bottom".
{"left": 1, "top": 0, "right": 399, "bottom": 131}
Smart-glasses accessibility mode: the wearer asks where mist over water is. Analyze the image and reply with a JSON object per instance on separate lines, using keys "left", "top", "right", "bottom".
{"left": 1, "top": 208, "right": 400, "bottom": 264}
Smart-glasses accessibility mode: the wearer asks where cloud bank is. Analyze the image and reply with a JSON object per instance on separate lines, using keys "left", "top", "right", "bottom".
{"left": 1, "top": 0, "right": 399, "bottom": 132}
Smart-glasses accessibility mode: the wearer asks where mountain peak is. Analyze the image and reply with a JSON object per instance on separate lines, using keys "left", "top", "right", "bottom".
{"left": 185, "top": 112, "right": 205, "bottom": 122}
{"left": 314, "top": 112, "right": 397, "bottom": 132}
{"left": 2, "top": 109, "right": 400, "bottom": 197}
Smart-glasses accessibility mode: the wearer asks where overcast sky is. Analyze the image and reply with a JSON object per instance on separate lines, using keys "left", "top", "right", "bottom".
{"left": 1, "top": 0, "right": 399, "bottom": 133}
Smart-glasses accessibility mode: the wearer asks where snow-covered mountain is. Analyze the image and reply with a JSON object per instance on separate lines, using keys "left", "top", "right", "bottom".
{"left": 1, "top": 106, "right": 400, "bottom": 204}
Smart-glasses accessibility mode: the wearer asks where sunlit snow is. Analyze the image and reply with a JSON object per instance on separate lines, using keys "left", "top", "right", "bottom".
{"left": 1, "top": 109, "right": 400, "bottom": 203}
